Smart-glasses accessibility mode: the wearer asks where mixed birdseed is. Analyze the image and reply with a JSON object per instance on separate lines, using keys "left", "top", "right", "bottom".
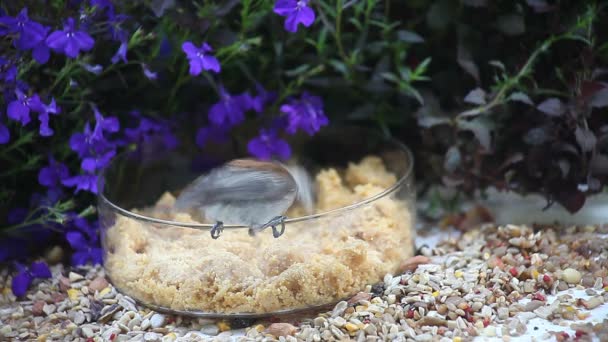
{"left": 0, "top": 223, "right": 607, "bottom": 341}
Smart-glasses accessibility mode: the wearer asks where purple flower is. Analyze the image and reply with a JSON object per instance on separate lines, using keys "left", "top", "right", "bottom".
{"left": 81, "top": 149, "right": 115, "bottom": 172}
{"left": 7, "top": 89, "right": 43, "bottom": 125}
{"left": 46, "top": 18, "right": 94, "bottom": 58}
{"left": 141, "top": 64, "right": 158, "bottom": 80}
{"left": 181, "top": 41, "right": 221, "bottom": 76}
{"left": 273, "top": 0, "right": 316, "bottom": 33}
{"left": 65, "top": 218, "right": 102, "bottom": 266}
{"left": 82, "top": 63, "right": 103, "bottom": 74}
{"left": 208, "top": 86, "right": 253, "bottom": 127}
{"left": 110, "top": 38, "right": 128, "bottom": 64}
{"left": 37, "top": 98, "right": 60, "bottom": 136}
{"left": 247, "top": 128, "right": 291, "bottom": 160}
{"left": 92, "top": 106, "right": 119, "bottom": 140}
{"left": 251, "top": 84, "right": 277, "bottom": 113}
{"left": 11, "top": 261, "right": 52, "bottom": 297}
{"left": 62, "top": 174, "right": 99, "bottom": 193}
{"left": 38, "top": 157, "right": 69, "bottom": 188}
{"left": 280, "top": 92, "right": 328, "bottom": 135}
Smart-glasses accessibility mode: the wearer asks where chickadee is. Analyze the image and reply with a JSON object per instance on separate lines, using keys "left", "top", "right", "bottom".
{"left": 174, "top": 158, "right": 314, "bottom": 239}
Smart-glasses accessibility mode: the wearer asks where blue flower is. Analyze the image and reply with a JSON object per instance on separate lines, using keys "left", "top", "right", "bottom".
{"left": 11, "top": 261, "right": 52, "bottom": 297}
{"left": 208, "top": 85, "right": 253, "bottom": 127}
{"left": 65, "top": 217, "right": 102, "bottom": 266}
{"left": 273, "top": 0, "right": 316, "bottom": 33}
{"left": 61, "top": 174, "right": 99, "bottom": 193}
{"left": 110, "top": 30, "right": 128, "bottom": 64}
{"left": 182, "top": 41, "right": 221, "bottom": 76}
{"left": 251, "top": 84, "right": 277, "bottom": 113}
{"left": 141, "top": 64, "right": 158, "bottom": 80}
{"left": 280, "top": 92, "right": 328, "bottom": 135}
{"left": 247, "top": 127, "right": 291, "bottom": 161}
{"left": 38, "top": 157, "right": 70, "bottom": 188}
{"left": 37, "top": 98, "right": 60, "bottom": 136}
{"left": 0, "top": 8, "right": 50, "bottom": 64}
{"left": 7, "top": 89, "right": 43, "bottom": 126}
{"left": 46, "top": 18, "right": 94, "bottom": 58}
{"left": 92, "top": 106, "right": 119, "bottom": 141}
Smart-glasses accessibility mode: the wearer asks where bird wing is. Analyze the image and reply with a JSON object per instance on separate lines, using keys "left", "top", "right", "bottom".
{"left": 174, "top": 162, "right": 297, "bottom": 211}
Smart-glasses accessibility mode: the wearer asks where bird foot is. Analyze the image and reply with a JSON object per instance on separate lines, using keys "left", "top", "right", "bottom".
{"left": 250, "top": 216, "right": 287, "bottom": 238}
{"left": 210, "top": 221, "right": 224, "bottom": 239}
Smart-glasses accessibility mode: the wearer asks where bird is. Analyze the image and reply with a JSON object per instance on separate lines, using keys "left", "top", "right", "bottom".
{"left": 174, "top": 158, "right": 314, "bottom": 239}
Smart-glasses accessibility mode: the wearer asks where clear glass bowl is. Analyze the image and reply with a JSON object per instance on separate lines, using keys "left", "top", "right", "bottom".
{"left": 98, "top": 126, "right": 416, "bottom": 318}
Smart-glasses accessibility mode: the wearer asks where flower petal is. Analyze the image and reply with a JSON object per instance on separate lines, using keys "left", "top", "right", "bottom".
{"left": 71, "top": 251, "right": 90, "bottom": 266}
{"left": 188, "top": 57, "right": 203, "bottom": 76}
{"left": 273, "top": 0, "right": 296, "bottom": 16}
{"left": 7, "top": 100, "right": 30, "bottom": 125}
{"left": 29, "top": 261, "right": 52, "bottom": 278}
{"left": 297, "top": 6, "right": 315, "bottom": 27}
{"left": 247, "top": 137, "right": 272, "bottom": 160}
{"left": 273, "top": 138, "right": 292, "bottom": 160}
{"left": 46, "top": 31, "right": 67, "bottom": 50}
{"left": 181, "top": 41, "right": 198, "bottom": 58}
{"left": 201, "top": 55, "right": 221, "bottom": 73}
{"left": 66, "top": 231, "right": 88, "bottom": 249}
{"left": 73, "top": 31, "right": 95, "bottom": 51}
{"left": 64, "top": 38, "right": 80, "bottom": 58}
{"left": 11, "top": 272, "right": 32, "bottom": 297}
{"left": 32, "top": 43, "right": 50, "bottom": 64}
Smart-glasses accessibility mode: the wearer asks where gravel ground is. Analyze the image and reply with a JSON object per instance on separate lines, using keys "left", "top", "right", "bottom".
{"left": 1, "top": 223, "right": 607, "bottom": 341}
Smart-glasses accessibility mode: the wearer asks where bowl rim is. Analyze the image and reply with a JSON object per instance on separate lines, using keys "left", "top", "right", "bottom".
{"left": 97, "top": 136, "right": 414, "bottom": 230}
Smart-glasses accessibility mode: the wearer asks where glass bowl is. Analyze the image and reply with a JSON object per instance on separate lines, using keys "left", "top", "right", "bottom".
{"left": 97, "top": 126, "right": 416, "bottom": 318}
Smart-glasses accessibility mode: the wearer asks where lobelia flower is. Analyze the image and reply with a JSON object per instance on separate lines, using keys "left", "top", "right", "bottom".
{"left": 273, "top": 0, "right": 316, "bottom": 33}
{"left": 0, "top": 8, "right": 51, "bottom": 64}
{"left": 251, "top": 84, "right": 277, "bottom": 113}
{"left": 37, "top": 98, "right": 60, "bottom": 136}
{"left": 280, "top": 92, "right": 328, "bottom": 135}
{"left": 65, "top": 217, "right": 102, "bottom": 266}
{"left": 141, "top": 64, "right": 158, "bottom": 80}
{"left": 247, "top": 127, "right": 292, "bottom": 160}
{"left": 92, "top": 106, "right": 119, "bottom": 140}
{"left": 61, "top": 174, "right": 99, "bottom": 193}
{"left": 181, "top": 41, "right": 221, "bottom": 76}
{"left": 81, "top": 150, "right": 115, "bottom": 173}
{"left": 208, "top": 85, "right": 253, "bottom": 127}
{"left": 46, "top": 18, "right": 94, "bottom": 58}
{"left": 7, "top": 89, "right": 43, "bottom": 125}
{"left": 11, "top": 261, "right": 52, "bottom": 297}
{"left": 110, "top": 30, "right": 128, "bottom": 64}
{"left": 38, "top": 157, "right": 70, "bottom": 188}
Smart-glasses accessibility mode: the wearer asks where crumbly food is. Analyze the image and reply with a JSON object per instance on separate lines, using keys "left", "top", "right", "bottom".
{"left": 103, "top": 156, "right": 414, "bottom": 314}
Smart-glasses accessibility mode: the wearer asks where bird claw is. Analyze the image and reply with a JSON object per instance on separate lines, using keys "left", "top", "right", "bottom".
{"left": 258, "top": 215, "right": 287, "bottom": 238}
{"left": 210, "top": 221, "right": 224, "bottom": 239}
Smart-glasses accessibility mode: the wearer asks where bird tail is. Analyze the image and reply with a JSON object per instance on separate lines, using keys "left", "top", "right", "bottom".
{"left": 283, "top": 163, "right": 315, "bottom": 215}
